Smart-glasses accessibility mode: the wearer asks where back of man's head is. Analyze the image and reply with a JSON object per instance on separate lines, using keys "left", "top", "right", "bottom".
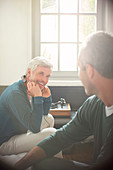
{"left": 79, "top": 31, "right": 113, "bottom": 79}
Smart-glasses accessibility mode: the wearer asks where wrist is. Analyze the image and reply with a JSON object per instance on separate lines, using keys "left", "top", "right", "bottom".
{"left": 34, "top": 93, "right": 42, "bottom": 97}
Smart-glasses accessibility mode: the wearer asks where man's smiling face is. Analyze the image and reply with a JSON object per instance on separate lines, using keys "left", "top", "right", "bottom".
{"left": 29, "top": 66, "right": 51, "bottom": 90}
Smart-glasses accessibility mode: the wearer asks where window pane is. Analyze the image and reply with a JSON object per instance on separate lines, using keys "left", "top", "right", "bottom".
{"left": 41, "top": 43, "right": 58, "bottom": 71}
{"left": 60, "top": 15, "right": 77, "bottom": 42}
{"left": 40, "top": 0, "right": 58, "bottom": 13}
{"left": 79, "top": 0, "right": 97, "bottom": 13}
{"left": 78, "top": 43, "right": 82, "bottom": 54}
{"left": 41, "top": 15, "right": 58, "bottom": 42}
{"left": 79, "top": 15, "right": 96, "bottom": 42}
{"left": 60, "top": 0, "right": 77, "bottom": 13}
{"left": 60, "top": 44, "right": 77, "bottom": 71}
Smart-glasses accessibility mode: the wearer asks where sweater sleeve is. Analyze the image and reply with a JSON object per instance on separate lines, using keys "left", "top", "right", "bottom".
{"left": 43, "top": 95, "right": 52, "bottom": 115}
{"left": 37, "top": 96, "right": 95, "bottom": 157}
{"left": 6, "top": 91, "right": 44, "bottom": 133}
{"left": 96, "top": 127, "right": 113, "bottom": 164}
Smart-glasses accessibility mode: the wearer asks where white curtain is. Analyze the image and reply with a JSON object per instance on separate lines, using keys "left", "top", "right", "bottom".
{"left": 103, "top": 0, "right": 113, "bottom": 33}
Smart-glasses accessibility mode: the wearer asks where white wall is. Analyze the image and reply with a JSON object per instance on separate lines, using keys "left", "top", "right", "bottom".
{"left": 0, "top": 0, "right": 32, "bottom": 85}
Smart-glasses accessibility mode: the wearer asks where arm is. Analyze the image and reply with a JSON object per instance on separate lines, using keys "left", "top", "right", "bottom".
{"left": 15, "top": 96, "right": 96, "bottom": 169}
{"left": 15, "top": 146, "right": 46, "bottom": 170}
{"left": 90, "top": 127, "right": 113, "bottom": 170}
{"left": 42, "top": 86, "right": 52, "bottom": 115}
{"left": 38, "top": 96, "right": 100, "bottom": 157}
{"left": 96, "top": 127, "right": 113, "bottom": 164}
{"left": 6, "top": 82, "right": 44, "bottom": 133}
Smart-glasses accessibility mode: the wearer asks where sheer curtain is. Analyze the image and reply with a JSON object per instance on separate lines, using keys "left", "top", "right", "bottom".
{"left": 103, "top": 0, "right": 113, "bottom": 33}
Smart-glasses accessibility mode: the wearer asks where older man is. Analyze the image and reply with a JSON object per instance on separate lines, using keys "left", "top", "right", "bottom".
{"left": 15, "top": 31, "right": 113, "bottom": 170}
{"left": 0, "top": 56, "right": 56, "bottom": 156}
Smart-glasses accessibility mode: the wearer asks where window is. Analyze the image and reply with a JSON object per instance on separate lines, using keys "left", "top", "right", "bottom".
{"left": 38, "top": 0, "right": 97, "bottom": 80}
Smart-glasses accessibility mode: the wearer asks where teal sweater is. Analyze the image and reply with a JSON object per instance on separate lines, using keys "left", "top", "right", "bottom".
{"left": 38, "top": 95, "right": 113, "bottom": 163}
{"left": 0, "top": 80, "right": 52, "bottom": 146}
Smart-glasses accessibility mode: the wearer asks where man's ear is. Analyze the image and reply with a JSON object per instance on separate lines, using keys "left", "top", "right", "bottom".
{"left": 86, "top": 64, "right": 94, "bottom": 79}
{"left": 26, "top": 68, "right": 31, "bottom": 78}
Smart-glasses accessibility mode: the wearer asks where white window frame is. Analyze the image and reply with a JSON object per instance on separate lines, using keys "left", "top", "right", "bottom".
{"left": 32, "top": 0, "right": 105, "bottom": 86}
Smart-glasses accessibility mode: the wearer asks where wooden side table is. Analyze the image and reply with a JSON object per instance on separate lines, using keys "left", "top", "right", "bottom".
{"left": 50, "top": 103, "right": 71, "bottom": 117}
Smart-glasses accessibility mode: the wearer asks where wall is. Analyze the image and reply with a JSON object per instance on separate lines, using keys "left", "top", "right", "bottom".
{"left": 0, "top": 0, "right": 32, "bottom": 85}
{"left": 49, "top": 86, "right": 88, "bottom": 110}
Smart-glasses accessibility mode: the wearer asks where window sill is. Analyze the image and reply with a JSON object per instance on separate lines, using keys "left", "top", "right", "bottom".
{"left": 48, "top": 80, "right": 83, "bottom": 86}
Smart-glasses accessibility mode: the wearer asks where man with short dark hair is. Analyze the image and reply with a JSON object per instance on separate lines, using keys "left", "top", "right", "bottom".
{"left": 15, "top": 31, "right": 113, "bottom": 170}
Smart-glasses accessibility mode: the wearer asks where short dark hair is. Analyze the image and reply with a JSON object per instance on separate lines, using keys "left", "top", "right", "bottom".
{"left": 79, "top": 31, "right": 113, "bottom": 79}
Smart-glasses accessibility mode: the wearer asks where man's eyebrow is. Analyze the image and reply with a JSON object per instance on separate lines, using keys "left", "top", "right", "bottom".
{"left": 39, "top": 71, "right": 44, "bottom": 74}
{"left": 38, "top": 71, "right": 50, "bottom": 77}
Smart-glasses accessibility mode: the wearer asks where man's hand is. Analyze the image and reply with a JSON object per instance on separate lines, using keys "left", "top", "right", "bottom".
{"left": 27, "top": 82, "right": 42, "bottom": 97}
{"left": 15, "top": 146, "right": 47, "bottom": 170}
{"left": 42, "top": 86, "right": 51, "bottom": 98}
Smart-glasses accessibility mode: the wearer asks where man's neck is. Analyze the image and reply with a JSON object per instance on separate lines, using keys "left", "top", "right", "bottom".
{"left": 97, "top": 79, "right": 113, "bottom": 107}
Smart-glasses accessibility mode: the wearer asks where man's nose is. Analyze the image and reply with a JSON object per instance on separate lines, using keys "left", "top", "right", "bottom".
{"left": 41, "top": 76, "right": 47, "bottom": 82}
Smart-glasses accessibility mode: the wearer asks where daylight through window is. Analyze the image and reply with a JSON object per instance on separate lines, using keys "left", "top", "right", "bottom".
{"left": 40, "top": 0, "right": 97, "bottom": 75}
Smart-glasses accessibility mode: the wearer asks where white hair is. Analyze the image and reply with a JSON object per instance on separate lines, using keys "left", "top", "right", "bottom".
{"left": 26, "top": 56, "right": 53, "bottom": 73}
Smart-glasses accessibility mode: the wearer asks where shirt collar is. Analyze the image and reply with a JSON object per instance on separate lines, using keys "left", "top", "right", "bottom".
{"left": 105, "top": 105, "right": 113, "bottom": 117}
{"left": 21, "top": 75, "right": 27, "bottom": 83}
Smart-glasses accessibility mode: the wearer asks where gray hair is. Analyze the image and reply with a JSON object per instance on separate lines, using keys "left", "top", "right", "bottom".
{"left": 79, "top": 31, "right": 113, "bottom": 79}
{"left": 26, "top": 56, "right": 53, "bottom": 73}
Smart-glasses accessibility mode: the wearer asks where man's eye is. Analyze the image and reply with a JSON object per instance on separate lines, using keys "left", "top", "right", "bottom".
{"left": 39, "top": 72, "right": 43, "bottom": 75}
